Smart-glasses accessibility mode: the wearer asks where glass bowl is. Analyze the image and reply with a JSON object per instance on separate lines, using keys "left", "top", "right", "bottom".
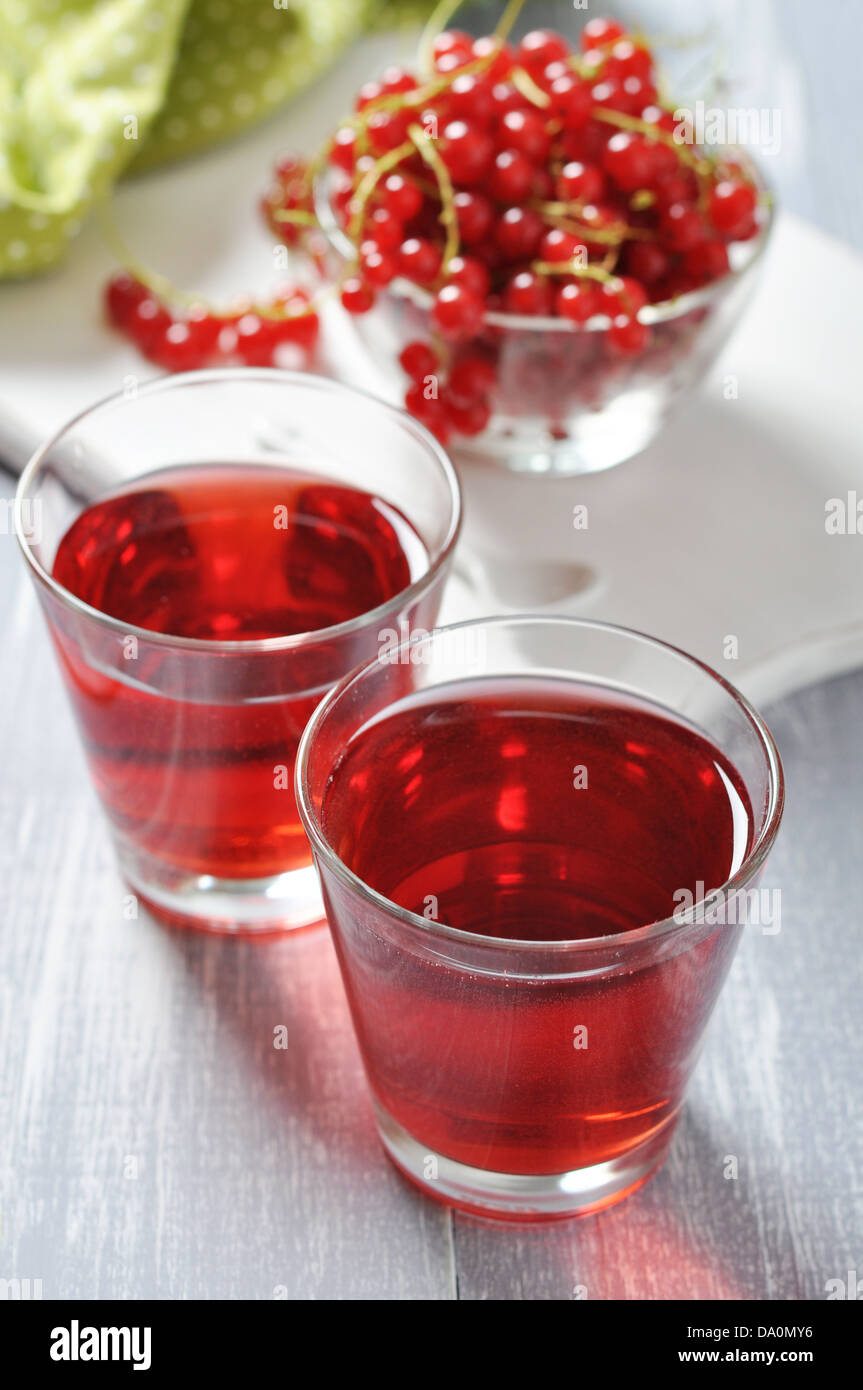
{"left": 314, "top": 167, "right": 773, "bottom": 477}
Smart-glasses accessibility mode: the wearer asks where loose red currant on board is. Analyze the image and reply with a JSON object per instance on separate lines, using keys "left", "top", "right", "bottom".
{"left": 105, "top": 272, "right": 149, "bottom": 328}
{"left": 128, "top": 296, "right": 171, "bottom": 349}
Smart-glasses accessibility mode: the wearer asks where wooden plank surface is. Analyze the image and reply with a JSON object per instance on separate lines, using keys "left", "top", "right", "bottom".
{"left": 1, "top": 469, "right": 861, "bottom": 1300}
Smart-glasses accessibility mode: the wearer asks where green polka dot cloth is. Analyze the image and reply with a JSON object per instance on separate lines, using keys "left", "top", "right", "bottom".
{"left": 0, "top": 0, "right": 425, "bottom": 278}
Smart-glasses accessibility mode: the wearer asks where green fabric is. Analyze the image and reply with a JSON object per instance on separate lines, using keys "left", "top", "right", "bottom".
{"left": 0, "top": 0, "right": 421, "bottom": 279}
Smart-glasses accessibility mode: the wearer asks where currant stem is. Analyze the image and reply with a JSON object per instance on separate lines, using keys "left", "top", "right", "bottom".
{"left": 408, "top": 123, "right": 461, "bottom": 273}
{"left": 347, "top": 139, "right": 415, "bottom": 243}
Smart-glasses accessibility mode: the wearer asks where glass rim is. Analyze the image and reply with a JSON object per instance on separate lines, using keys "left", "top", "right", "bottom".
{"left": 14, "top": 367, "right": 462, "bottom": 655}
{"left": 296, "top": 613, "right": 785, "bottom": 955}
{"left": 313, "top": 151, "right": 774, "bottom": 334}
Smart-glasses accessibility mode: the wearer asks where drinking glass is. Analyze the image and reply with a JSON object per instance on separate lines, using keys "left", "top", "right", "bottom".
{"left": 296, "top": 616, "right": 784, "bottom": 1219}
{"left": 15, "top": 370, "right": 461, "bottom": 933}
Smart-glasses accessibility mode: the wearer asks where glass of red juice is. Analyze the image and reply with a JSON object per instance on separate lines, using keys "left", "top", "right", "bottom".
{"left": 15, "top": 370, "right": 460, "bottom": 934}
{"left": 296, "top": 616, "right": 784, "bottom": 1220}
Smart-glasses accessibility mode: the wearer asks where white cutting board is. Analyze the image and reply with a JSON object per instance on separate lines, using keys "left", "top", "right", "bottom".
{"left": 1, "top": 33, "right": 861, "bottom": 704}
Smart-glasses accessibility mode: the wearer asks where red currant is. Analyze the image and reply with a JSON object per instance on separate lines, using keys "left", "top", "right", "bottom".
{"left": 503, "top": 270, "right": 553, "bottom": 316}
{"left": 448, "top": 355, "right": 496, "bottom": 401}
{"left": 365, "top": 206, "right": 403, "bottom": 250}
{"left": 495, "top": 206, "right": 544, "bottom": 261}
{"left": 580, "top": 17, "right": 626, "bottom": 50}
{"left": 490, "top": 81, "right": 529, "bottom": 117}
{"left": 234, "top": 313, "right": 279, "bottom": 366}
{"left": 556, "top": 281, "right": 603, "bottom": 323}
{"left": 433, "top": 30, "right": 473, "bottom": 70}
{"left": 399, "top": 340, "right": 439, "bottom": 382}
{"left": 360, "top": 241, "right": 398, "bottom": 287}
{"left": 340, "top": 277, "right": 375, "bottom": 314}
{"left": 381, "top": 173, "right": 423, "bottom": 223}
{"left": 105, "top": 272, "right": 149, "bottom": 329}
{"left": 661, "top": 201, "right": 707, "bottom": 251}
{"left": 602, "top": 131, "right": 658, "bottom": 191}
{"left": 270, "top": 288, "right": 319, "bottom": 350}
{"left": 440, "top": 120, "right": 495, "bottom": 186}
{"left": 454, "top": 189, "right": 494, "bottom": 245}
{"left": 547, "top": 75, "right": 593, "bottom": 129}
{"left": 447, "top": 397, "right": 491, "bottom": 436}
{"left": 518, "top": 29, "right": 571, "bottom": 72}
{"left": 684, "top": 239, "right": 730, "bottom": 283}
{"left": 444, "top": 73, "right": 494, "bottom": 128}
{"left": 624, "top": 241, "right": 671, "bottom": 285}
{"left": 405, "top": 383, "right": 450, "bottom": 442}
{"left": 472, "top": 35, "right": 513, "bottom": 81}
{"left": 556, "top": 160, "right": 605, "bottom": 203}
{"left": 489, "top": 148, "right": 535, "bottom": 203}
{"left": 606, "top": 39, "right": 653, "bottom": 80}
{"left": 366, "top": 108, "right": 411, "bottom": 156}
{"left": 431, "top": 283, "right": 485, "bottom": 340}
{"left": 330, "top": 126, "right": 357, "bottom": 172}
{"left": 398, "top": 237, "right": 442, "bottom": 285}
{"left": 445, "top": 254, "right": 491, "bottom": 298}
{"left": 497, "top": 109, "right": 551, "bottom": 164}
{"left": 379, "top": 65, "right": 418, "bottom": 95}
{"left": 602, "top": 274, "right": 648, "bottom": 315}
{"left": 539, "top": 228, "right": 585, "bottom": 264}
{"left": 709, "top": 180, "right": 758, "bottom": 238}
{"left": 608, "top": 313, "right": 649, "bottom": 355}
{"left": 355, "top": 81, "right": 383, "bottom": 111}
{"left": 128, "top": 296, "right": 171, "bottom": 349}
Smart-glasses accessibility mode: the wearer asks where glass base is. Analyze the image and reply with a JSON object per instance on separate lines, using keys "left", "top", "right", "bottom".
{"left": 374, "top": 1100, "right": 675, "bottom": 1222}
{"left": 117, "top": 840, "right": 325, "bottom": 935}
{"left": 451, "top": 397, "right": 665, "bottom": 476}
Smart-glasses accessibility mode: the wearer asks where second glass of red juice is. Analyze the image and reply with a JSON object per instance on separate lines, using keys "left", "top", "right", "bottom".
{"left": 296, "top": 617, "right": 784, "bottom": 1219}
{"left": 15, "top": 370, "right": 460, "bottom": 933}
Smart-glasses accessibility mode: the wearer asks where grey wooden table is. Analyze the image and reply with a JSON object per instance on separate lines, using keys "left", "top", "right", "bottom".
{"left": 1, "top": 464, "right": 860, "bottom": 1300}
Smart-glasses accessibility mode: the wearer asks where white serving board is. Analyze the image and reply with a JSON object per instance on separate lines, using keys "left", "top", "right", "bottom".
{"left": 1, "top": 34, "right": 861, "bottom": 704}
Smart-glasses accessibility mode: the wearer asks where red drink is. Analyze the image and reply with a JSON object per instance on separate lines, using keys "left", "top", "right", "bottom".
{"left": 320, "top": 678, "right": 752, "bottom": 1177}
{"left": 51, "top": 464, "right": 427, "bottom": 889}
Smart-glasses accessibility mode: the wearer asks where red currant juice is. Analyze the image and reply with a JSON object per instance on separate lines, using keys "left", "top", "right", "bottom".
{"left": 50, "top": 464, "right": 427, "bottom": 890}
{"left": 320, "top": 678, "right": 753, "bottom": 1177}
